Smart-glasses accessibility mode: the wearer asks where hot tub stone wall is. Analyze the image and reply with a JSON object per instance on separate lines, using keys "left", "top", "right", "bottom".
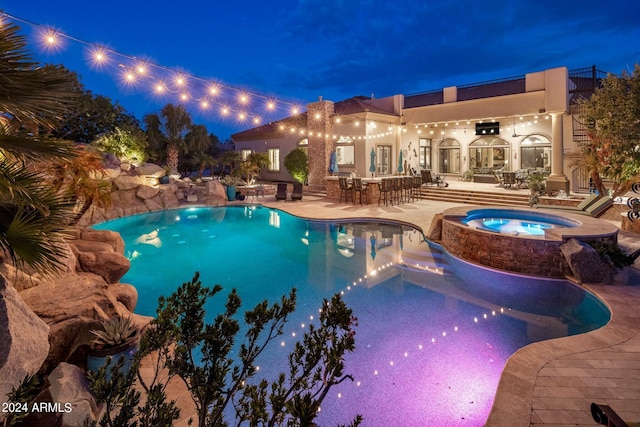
{"left": 442, "top": 219, "right": 571, "bottom": 278}
{"left": 439, "top": 207, "right": 619, "bottom": 279}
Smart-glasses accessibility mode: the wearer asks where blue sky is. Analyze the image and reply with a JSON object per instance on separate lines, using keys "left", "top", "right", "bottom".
{"left": 3, "top": 0, "right": 639, "bottom": 140}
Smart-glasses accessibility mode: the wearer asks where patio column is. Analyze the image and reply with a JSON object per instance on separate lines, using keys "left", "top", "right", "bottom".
{"left": 307, "top": 98, "right": 335, "bottom": 187}
{"left": 545, "top": 112, "right": 570, "bottom": 195}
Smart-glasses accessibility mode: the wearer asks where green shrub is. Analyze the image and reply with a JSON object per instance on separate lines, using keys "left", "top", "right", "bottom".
{"left": 284, "top": 148, "right": 309, "bottom": 184}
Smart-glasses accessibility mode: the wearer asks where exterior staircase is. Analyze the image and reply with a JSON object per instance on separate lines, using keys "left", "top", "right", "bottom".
{"left": 416, "top": 186, "right": 530, "bottom": 207}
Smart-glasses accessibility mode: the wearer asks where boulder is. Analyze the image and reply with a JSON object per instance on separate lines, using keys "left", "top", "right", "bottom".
{"left": 0, "top": 274, "right": 50, "bottom": 401}
{"left": 136, "top": 185, "right": 160, "bottom": 200}
{"left": 75, "top": 250, "right": 130, "bottom": 284}
{"left": 560, "top": 238, "right": 611, "bottom": 284}
{"left": 113, "top": 175, "right": 144, "bottom": 191}
{"left": 426, "top": 213, "right": 443, "bottom": 242}
{"left": 47, "top": 363, "right": 100, "bottom": 427}
{"left": 120, "top": 161, "right": 132, "bottom": 172}
{"left": 77, "top": 229, "right": 125, "bottom": 254}
{"left": 206, "top": 180, "right": 227, "bottom": 199}
{"left": 144, "top": 196, "right": 164, "bottom": 212}
{"left": 134, "top": 162, "right": 166, "bottom": 178}
{"left": 160, "top": 187, "right": 180, "bottom": 208}
{"left": 19, "top": 274, "right": 144, "bottom": 372}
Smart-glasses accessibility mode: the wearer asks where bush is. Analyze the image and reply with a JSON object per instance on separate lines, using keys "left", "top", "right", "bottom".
{"left": 284, "top": 148, "right": 309, "bottom": 184}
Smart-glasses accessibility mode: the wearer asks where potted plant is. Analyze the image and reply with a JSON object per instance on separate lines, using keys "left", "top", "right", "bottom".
{"left": 220, "top": 175, "right": 246, "bottom": 201}
{"left": 87, "top": 315, "right": 140, "bottom": 376}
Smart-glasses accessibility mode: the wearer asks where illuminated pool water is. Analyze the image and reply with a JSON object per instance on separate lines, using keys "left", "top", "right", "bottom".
{"left": 94, "top": 206, "right": 609, "bottom": 426}
{"left": 463, "top": 208, "right": 580, "bottom": 236}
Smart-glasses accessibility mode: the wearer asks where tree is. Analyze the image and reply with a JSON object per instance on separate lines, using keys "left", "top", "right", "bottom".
{"left": 0, "top": 20, "right": 79, "bottom": 274}
{"left": 579, "top": 64, "right": 640, "bottom": 197}
{"left": 184, "top": 124, "right": 212, "bottom": 156}
{"left": 143, "top": 104, "right": 192, "bottom": 174}
{"left": 284, "top": 148, "right": 309, "bottom": 184}
{"left": 239, "top": 152, "right": 269, "bottom": 184}
{"left": 48, "top": 67, "right": 141, "bottom": 144}
{"left": 92, "top": 126, "right": 148, "bottom": 164}
{"left": 49, "top": 147, "right": 113, "bottom": 226}
{"left": 135, "top": 272, "right": 359, "bottom": 427}
{"left": 219, "top": 150, "right": 241, "bottom": 175}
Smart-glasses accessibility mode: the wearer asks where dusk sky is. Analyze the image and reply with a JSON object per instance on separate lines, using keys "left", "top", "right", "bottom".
{"left": 3, "top": 1, "right": 639, "bottom": 140}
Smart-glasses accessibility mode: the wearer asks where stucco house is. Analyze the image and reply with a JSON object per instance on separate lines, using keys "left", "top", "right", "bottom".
{"left": 231, "top": 66, "right": 604, "bottom": 194}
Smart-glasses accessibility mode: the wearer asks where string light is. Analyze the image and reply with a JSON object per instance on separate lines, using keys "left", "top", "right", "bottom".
{"left": 0, "top": 11, "right": 304, "bottom": 127}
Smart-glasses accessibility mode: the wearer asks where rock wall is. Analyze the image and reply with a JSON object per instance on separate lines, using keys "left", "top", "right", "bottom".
{"left": 78, "top": 162, "right": 228, "bottom": 226}
{"left": 0, "top": 227, "right": 151, "bottom": 394}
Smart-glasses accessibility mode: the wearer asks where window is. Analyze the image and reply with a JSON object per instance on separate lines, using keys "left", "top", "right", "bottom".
{"left": 298, "top": 138, "right": 308, "bottom": 155}
{"left": 520, "top": 135, "right": 551, "bottom": 171}
{"left": 267, "top": 148, "right": 280, "bottom": 172}
{"left": 336, "top": 137, "right": 354, "bottom": 165}
{"left": 419, "top": 138, "right": 431, "bottom": 169}
{"left": 240, "top": 149, "right": 252, "bottom": 161}
{"left": 468, "top": 137, "right": 510, "bottom": 171}
{"left": 438, "top": 139, "right": 461, "bottom": 174}
{"left": 376, "top": 145, "right": 392, "bottom": 175}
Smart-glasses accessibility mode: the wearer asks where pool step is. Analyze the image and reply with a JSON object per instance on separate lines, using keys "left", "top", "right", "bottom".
{"left": 416, "top": 186, "right": 530, "bottom": 207}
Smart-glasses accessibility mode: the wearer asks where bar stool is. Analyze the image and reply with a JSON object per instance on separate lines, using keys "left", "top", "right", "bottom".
{"left": 352, "top": 178, "right": 368, "bottom": 205}
{"left": 338, "top": 177, "right": 353, "bottom": 203}
{"left": 392, "top": 177, "right": 403, "bottom": 204}
{"left": 378, "top": 178, "right": 392, "bottom": 206}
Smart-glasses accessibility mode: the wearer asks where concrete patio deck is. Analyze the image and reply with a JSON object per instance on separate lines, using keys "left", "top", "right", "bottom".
{"left": 251, "top": 188, "right": 640, "bottom": 426}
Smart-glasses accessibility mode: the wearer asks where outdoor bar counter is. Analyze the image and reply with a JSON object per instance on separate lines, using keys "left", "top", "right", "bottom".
{"left": 324, "top": 175, "right": 383, "bottom": 204}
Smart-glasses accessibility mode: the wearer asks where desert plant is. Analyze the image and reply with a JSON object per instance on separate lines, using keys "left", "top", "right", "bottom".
{"left": 589, "top": 241, "right": 635, "bottom": 269}
{"left": 527, "top": 172, "right": 547, "bottom": 206}
{"left": 90, "top": 316, "right": 138, "bottom": 351}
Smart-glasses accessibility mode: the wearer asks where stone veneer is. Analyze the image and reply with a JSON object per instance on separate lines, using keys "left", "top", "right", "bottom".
{"left": 306, "top": 99, "right": 334, "bottom": 187}
{"left": 440, "top": 206, "right": 619, "bottom": 278}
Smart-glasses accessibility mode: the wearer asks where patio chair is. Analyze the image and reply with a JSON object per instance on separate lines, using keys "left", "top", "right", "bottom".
{"left": 575, "top": 196, "right": 613, "bottom": 217}
{"left": 421, "top": 170, "right": 438, "bottom": 186}
{"left": 338, "top": 177, "right": 353, "bottom": 203}
{"left": 590, "top": 403, "right": 630, "bottom": 427}
{"left": 352, "top": 177, "right": 368, "bottom": 205}
{"left": 534, "top": 193, "right": 601, "bottom": 211}
{"left": 502, "top": 172, "right": 516, "bottom": 188}
{"left": 275, "top": 183, "right": 287, "bottom": 201}
{"left": 492, "top": 169, "right": 504, "bottom": 187}
{"left": 291, "top": 182, "right": 303, "bottom": 201}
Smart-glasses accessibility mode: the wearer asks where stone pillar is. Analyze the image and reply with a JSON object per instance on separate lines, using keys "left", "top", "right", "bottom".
{"left": 307, "top": 99, "right": 335, "bottom": 187}
{"left": 546, "top": 112, "right": 570, "bottom": 195}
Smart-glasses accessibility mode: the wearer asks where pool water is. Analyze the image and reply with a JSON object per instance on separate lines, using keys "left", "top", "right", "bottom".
{"left": 463, "top": 208, "right": 580, "bottom": 236}
{"left": 94, "top": 206, "right": 609, "bottom": 426}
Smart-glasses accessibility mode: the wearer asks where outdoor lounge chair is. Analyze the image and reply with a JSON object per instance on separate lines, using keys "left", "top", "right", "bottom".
{"left": 574, "top": 196, "right": 613, "bottom": 217}
{"left": 534, "top": 193, "right": 601, "bottom": 211}
{"left": 590, "top": 402, "right": 633, "bottom": 427}
{"left": 275, "top": 183, "right": 287, "bottom": 201}
{"left": 291, "top": 182, "right": 303, "bottom": 201}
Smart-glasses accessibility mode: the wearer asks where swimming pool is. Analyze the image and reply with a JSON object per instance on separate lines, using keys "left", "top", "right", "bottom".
{"left": 94, "top": 206, "right": 609, "bottom": 426}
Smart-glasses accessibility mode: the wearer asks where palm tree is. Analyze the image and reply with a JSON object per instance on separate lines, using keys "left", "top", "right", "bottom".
{"left": 219, "top": 150, "right": 241, "bottom": 176}
{"left": 185, "top": 124, "right": 212, "bottom": 155}
{"left": 0, "top": 21, "right": 79, "bottom": 273}
{"left": 49, "top": 148, "right": 112, "bottom": 226}
{"left": 143, "top": 104, "right": 192, "bottom": 174}
{"left": 240, "top": 152, "right": 269, "bottom": 185}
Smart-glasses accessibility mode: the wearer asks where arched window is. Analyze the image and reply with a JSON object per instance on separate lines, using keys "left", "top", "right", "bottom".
{"left": 438, "top": 138, "right": 460, "bottom": 174}
{"left": 520, "top": 135, "right": 551, "bottom": 171}
{"left": 469, "top": 137, "right": 511, "bottom": 172}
